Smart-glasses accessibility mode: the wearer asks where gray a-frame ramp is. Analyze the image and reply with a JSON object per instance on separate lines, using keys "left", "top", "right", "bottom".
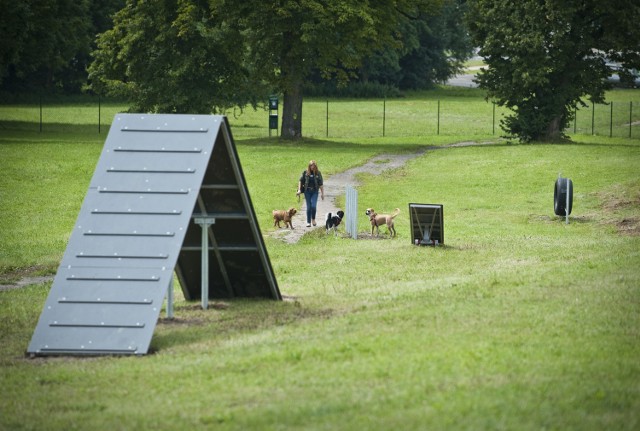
{"left": 27, "top": 114, "right": 280, "bottom": 356}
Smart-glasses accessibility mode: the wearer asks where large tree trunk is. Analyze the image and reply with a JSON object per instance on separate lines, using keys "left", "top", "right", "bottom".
{"left": 281, "top": 79, "right": 303, "bottom": 139}
{"left": 543, "top": 115, "right": 563, "bottom": 141}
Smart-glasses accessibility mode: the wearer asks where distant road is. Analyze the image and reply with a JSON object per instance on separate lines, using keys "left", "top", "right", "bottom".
{"left": 445, "top": 73, "right": 479, "bottom": 88}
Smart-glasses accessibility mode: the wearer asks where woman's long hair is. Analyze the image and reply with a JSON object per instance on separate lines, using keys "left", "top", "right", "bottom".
{"left": 306, "top": 160, "right": 319, "bottom": 175}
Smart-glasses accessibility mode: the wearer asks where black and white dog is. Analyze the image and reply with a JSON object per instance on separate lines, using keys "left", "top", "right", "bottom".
{"left": 325, "top": 210, "right": 345, "bottom": 235}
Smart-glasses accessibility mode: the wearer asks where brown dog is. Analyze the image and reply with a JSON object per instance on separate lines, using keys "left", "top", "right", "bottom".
{"left": 273, "top": 207, "right": 297, "bottom": 229}
{"left": 365, "top": 207, "right": 400, "bottom": 237}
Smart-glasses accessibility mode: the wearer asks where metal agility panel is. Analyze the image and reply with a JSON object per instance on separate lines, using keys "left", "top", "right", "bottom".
{"left": 28, "top": 114, "right": 280, "bottom": 356}
{"left": 409, "top": 203, "right": 444, "bottom": 246}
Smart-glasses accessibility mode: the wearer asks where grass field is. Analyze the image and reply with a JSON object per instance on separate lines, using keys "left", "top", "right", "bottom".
{"left": 1, "top": 86, "right": 639, "bottom": 139}
{"left": 0, "top": 89, "right": 639, "bottom": 430}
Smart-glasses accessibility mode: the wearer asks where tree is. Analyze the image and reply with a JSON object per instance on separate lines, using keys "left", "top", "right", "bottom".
{"left": 223, "top": 0, "right": 440, "bottom": 138}
{"left": 88, "top": 0, "right": 261, "bottom": 113}
{"left": 467, "top": 0, "right": 640, "bottom": 142}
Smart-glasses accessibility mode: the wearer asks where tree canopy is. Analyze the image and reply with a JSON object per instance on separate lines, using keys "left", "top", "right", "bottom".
{"left": 467, "top": 0, "right": 640, "bottom": 142}
{"left": 88, "top": 0, "right": 261, "bottom": 113}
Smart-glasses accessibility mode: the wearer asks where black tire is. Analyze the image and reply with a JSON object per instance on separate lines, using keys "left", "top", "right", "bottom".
{"left": 554, "top": 178, "right": 573, "bottom": 216}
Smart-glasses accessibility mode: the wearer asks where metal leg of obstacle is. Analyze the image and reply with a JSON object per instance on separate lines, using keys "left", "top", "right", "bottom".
{"left": 194, "top": 217, "right": 216, "bottom": 309}
{"left": 166, "top": 277, "right": 174, "bottom": 319}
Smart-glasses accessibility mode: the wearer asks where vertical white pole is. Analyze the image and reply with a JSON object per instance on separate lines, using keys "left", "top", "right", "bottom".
{"left": 346, "top": 186, "right": 358, "bottom": 239}
{"left": 194, "top": 217, "right": 215, "bottom": 310}
{"left": 201, "top": 222, "right": 209, "bottom": 310}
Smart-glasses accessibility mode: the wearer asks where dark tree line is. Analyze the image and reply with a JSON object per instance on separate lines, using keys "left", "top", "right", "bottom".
{"left": 306, "top": 1, "right": 472, "bottom": 96}
{"left": 0, "top": 0, "right": 124, "bottom": 93}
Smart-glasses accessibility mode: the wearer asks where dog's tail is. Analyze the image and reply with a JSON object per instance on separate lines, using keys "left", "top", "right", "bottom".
{"left": 325, "top": 212, "right": 332, "bottom": 224}
{"left": 391, "top": 208, "right": 401, "bottom": 219}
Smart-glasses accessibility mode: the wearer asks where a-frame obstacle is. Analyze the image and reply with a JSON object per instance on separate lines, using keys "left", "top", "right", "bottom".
{"left": 27, "top": 114, "right": 280, "bottom": 356}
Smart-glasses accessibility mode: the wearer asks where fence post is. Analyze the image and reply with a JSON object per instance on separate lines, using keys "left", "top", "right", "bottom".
{"left": 437, "top": 100, "right": 440, "bottom": 135}
{"left": 383, "top": 98, "right": 386, "bottom": 137}
{"left": 574, "top": 106, "right": 577, "bottom": 134}
{"left": 39, "top": 96, "right": 42, "bottom": 133}
{"left": 326, "top": 99, "right": 329, "bottom": 137}
{"left": 98, "top": 95, "right": 101, "bottom": 134}
{"left": 610, "top": 101, "right": 613, "bottom": 137}
{"left": 492, "top": 102, "right": 495, "bottom": 135}
{"left": 592, "top": 102, "right": 595, "bottom": 135}
{"left": 630, "top": 101, "right": 633, "bottom": 139}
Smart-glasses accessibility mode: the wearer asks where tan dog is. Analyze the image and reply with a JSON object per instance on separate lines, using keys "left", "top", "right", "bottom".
{"left": 273, "top": 207, "right": 297, "bottom": 229}
{"left": 365, "top": 207, "right": 400, "bottom": 237}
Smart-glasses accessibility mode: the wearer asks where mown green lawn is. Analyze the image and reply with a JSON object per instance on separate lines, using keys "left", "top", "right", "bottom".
{"left": 0, "top": 90, "right": 639, "bottom": 430}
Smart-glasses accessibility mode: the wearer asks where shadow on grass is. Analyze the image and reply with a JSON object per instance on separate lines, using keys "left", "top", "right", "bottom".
{"left": 0, "top": 120, "right": 112, "bottom": 136}
{"left": 235, "top": 136, "right": 454, "bottom": 154}
{"left": 149, "top": 298, "right": 336, "bottom": 353}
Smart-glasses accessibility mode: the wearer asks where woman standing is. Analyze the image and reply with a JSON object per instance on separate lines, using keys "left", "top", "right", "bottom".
{"left": 297, "top": 160, "right": 324, "bottom": 227}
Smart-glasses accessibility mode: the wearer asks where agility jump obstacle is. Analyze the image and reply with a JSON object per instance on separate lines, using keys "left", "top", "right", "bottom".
{"left": 28, "top": 114, "right": 280, "bottom": 357}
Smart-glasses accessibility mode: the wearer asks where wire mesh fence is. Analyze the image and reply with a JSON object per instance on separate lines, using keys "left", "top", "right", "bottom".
{"left": 571, "top": 101, "right": 639, "bottom": 138}
{"left": 1, "top": 96, "right": 639, "bottom": 139}
{"left": 0, "top": 96, "right": 122, "bottom": 135}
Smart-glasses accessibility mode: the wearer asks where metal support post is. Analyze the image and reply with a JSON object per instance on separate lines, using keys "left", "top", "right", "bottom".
{"left": 166, "top": 277, "right": 174, "bottom": 319}
{"left": 194, "top": 216, "right": 216, "bottom": 309}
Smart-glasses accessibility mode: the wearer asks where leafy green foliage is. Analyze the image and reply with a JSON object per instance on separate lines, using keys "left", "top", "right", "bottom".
{"left": 361, "top": 0, "right": 473, "bottom": 91}
{"left": 303, "top": 0, "right": 473, "bottom": 97}
{"left": 0, "top": 0, "right": 123, "bottom": 93}
{"left": 467, "top": 0, "right": 640, "bottom": 142}
{"left": 88, "top": 0, "right": 263, "bottom": 113}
